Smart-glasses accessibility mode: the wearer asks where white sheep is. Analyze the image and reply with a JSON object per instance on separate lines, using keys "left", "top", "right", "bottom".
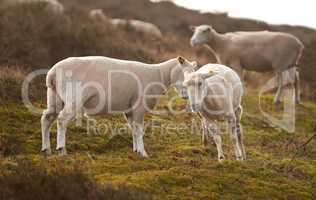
{"left": 89, "top": 9, "right": 107, "bottom": 21}
{"left": 89, "top": 9, "right": 162, "bottom": 38}
{"left": 2, "top": 0, "right": 64, "bottom": 13}
{"left": 183, "top": 63, "right": 246, "bottom": 161}
{"left": 190, "top": 25, "right": 304, "bottom": 104}
{"left": 41, "top": 56, "right": 196, "bottom": 157}
{"left": 127, "top": 19, "right": 162, "bottom": 38}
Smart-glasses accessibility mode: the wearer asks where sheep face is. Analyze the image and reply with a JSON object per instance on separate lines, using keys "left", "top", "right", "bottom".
{"left": 183, "top": 72, "right": 215, "bottom": 112}
{"left": 172, "top": 57, "right": 198, "bottom": 99}
{"left": 190, "top": 25, "right": 213, "bottom": 46}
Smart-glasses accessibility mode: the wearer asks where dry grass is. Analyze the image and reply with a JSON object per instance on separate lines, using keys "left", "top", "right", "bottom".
{"left": 0, "top": 159, "right": 152, "bottom": 200}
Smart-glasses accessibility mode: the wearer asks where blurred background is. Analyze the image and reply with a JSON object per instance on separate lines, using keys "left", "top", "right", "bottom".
{"left": 0, "top": 0, "right": 316, "bottom": 102}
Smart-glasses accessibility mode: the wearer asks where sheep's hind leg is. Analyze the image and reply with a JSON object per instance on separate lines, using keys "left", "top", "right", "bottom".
{"left": 41, "top": 110, "right": 56, "bottom": 155}
{"left": 41, "top": 88, "right": 63, "bottom": 155}
{"left": 56, "top": 104, "right": 76, "bottom": 156}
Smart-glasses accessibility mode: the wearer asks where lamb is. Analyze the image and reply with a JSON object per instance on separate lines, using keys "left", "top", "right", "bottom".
{"left": 190, "top": 25, "right": 304, "bottom": 104}
{"left": 41, "top": 56, "right": 197, "bottom": 157}
{"left": 89, "top": 9, "right": 162, "bottom": 38}
{"left": 183, "top": 64, "right": 246, "bottom": 161}
{"left": 1, "top": 0, "right": 64, "bottom": 13}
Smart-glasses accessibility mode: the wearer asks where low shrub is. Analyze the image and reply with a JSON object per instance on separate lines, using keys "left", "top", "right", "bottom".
{"left": 0, "top": 159, "right": 152, "bottom": 200}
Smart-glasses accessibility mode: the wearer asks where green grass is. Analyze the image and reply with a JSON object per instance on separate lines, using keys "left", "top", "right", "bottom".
{"left": 1, "top": 90, "right": 316, "bottom": 200}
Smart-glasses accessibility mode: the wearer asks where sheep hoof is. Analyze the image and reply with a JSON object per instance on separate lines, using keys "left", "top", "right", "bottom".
{"left": 41, "top": 148, "right": 52, "bottom": 156}
{"left": 218, "top": 156, "right": 225, "bottom": 162}
{"left": 56, "top": 147, "right": 67, "bottom": 156}
{"left": 236, "top": 156, "right": 244, "bottom": 161}
{"left": 295, "top": 99, "right": 301, "bottom": 105}
{"left": 273, "top": 100, "right": 282, "bottom": 106}
{"left": 137, "top": 150, "right": 148, "bottom": 158}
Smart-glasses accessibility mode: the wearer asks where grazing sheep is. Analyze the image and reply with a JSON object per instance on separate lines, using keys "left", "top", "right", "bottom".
{"left": 109, "top": 18, "right": 129, "bottom": 27}
{"left": 89, "top": 9, "right": 162, "bottom": 38}
{"left": 190, "top": 25, "right": 304, "bottom": 104}
{"left": 183, "top": 64, "right": 246, "bottom": 161}
{"left": 89, "top": 9, "right": 107, "bottom": 21}
{"left": 1, "top": 0, "right": 64, "bottom": 13}
{"left": 127, "top": 19, "right": 162, "bottom": 38}
{"left": 41, "top": 56, "right": 196, "bottom": 157}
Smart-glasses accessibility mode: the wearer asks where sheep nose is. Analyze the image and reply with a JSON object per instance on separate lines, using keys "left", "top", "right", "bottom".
{"left": 180, "top": 90, "right": 188, "bottom": 99}
{"left": 190, "top": 104, "right": 200, "bottom": 113}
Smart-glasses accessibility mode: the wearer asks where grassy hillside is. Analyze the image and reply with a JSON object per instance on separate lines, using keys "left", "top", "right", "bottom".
{"left": 1, "top": 89, "right": 316, "bottom": 199}
{"left": 0, "top": 0, "right": 316, "bottom": 199}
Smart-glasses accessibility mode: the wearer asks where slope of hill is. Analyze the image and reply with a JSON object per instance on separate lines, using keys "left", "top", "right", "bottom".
{"left": 1, "top": 86, "right": 316, "bottom": 199}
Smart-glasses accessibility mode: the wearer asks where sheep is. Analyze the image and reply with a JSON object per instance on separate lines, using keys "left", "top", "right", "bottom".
{"left": 127, "top": 19, "right": 162, "bottom": 38}
{"left": 89, "top": 9, "right": 162, "bottom": 38}
{"left": 190, "top": 25, "right": 304, "bottom": 104}
{"left": 1, "top": 0, "right": 64, "bottom": 13}
{"left": 89, "top": 9, "right": 107, "bottom": 22}
{"left": 183, "top": 63, "right": 246, "bottom": 161}
{"left": 109, "top": 18, "right": 129, "bottom": 27}
{"left": 41, "top": 56, "right": 197, "bottom": 157}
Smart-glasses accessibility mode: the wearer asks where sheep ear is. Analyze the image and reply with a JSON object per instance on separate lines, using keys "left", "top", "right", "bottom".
{"left": 189, "top": 26, "right": 196, "bottom": 31}
{"left": 177, "top": 56, "right": 186, "bottom": 65}
{"left": 201, "top": 71, "right": 216, "bottom": 79}
{"left": 191, "top": 61, "right": 198, "bottom": 69}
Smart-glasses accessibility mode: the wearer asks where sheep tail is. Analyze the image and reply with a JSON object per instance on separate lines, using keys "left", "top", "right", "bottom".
{"left": 46, "top": 69, "right": 56, "bottom": 90}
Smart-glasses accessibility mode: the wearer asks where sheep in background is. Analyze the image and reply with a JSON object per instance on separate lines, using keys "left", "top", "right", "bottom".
{"left": 89, "top": 9, "right": 162, "bottom": 39}
{"left": 1, "top": 0, "right": 64, "bottom": 13}
{"left": 190, "top": 25, "right": 304, "bottom": 104}
{"left": 89, "top": 9, "right": 107, "bottom": 21}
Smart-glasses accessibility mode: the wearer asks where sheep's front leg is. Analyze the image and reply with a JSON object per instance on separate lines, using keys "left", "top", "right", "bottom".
{"left": 294, "top": 69, "right": 301, "bottom": 104}
{"left": 230, "top": 61, "right": 245, "bottom": 83}
{"left": 131, "top": 112, "right": 147, "bottom": 157}
{"left": 208, "top": 123, "right": 225, "bottom": 161}
{"left": 274, "top": 71, "right": 283, "bottom": 104}
{"left": 124, "top": 113, "right": 137, "bottom": 152}
{"left": 201, "top": 118, "right": 210, "bottom": 147}
{"left": 235, "top": 106, "right": 246, "bottom": 160}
